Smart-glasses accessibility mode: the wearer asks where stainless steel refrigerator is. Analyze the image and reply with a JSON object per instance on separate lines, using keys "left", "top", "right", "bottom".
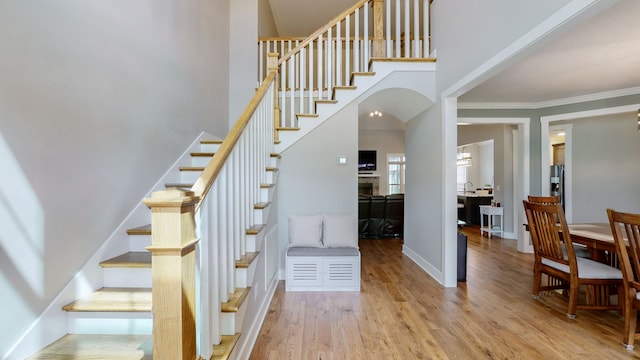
{"left": 550, "top": 165, "right": 565, "bottom": 210}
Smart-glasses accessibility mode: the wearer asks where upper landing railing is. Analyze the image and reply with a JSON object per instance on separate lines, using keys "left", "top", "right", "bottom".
{"left": 258, "top": 0, "right": 431, "bottom": 127}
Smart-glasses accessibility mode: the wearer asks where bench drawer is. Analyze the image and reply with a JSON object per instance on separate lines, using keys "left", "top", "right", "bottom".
{"left": 286, "top": 255, "right": 360, "bottom": 291}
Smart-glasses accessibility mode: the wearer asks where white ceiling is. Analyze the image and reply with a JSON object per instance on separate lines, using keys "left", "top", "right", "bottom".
{"left": 268, "top": 0, "right": 353, "bottom": 36}
{"left": 269, "top": 0, "right": 640, "bottom": 108}
{"left": 458, "top": 0, "right": 640, "bottom": 106}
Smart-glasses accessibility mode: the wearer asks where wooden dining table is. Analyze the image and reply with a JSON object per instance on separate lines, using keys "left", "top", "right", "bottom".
{"left": 525, "top": 222, "right": 620, "bottom": 263}
{"left": 568, "top": 222, "right": 634, "bottom": 268}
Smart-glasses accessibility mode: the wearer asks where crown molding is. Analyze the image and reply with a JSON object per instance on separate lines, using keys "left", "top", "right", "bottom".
{"left": 458, "top": 86, "right": 640, "bottom": 110}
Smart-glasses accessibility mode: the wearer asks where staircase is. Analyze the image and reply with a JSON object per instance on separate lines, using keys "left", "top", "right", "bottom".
{"left": 15, "top": 1, "right": 435, "bottom": 359}
{"left": 27, "top": 138, "right": 277, "bottom": 359}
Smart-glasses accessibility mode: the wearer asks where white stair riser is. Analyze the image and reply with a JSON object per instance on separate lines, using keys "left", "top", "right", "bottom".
{"left": 200, "top": 143, "right": 220, "bottom": 153}
{"left": 129, "top": 235, "right": 151, "bottom": 252}
{"left": 269, "top": 156, "right": 279, "bottom": 168}
{"left": 235, "top": 256, "right": 258, "bottom": 288}
{"left": 220, "top": 299, "right": 248, "bottom": 336}
{"left": 191, "top": 156, "right": 213, "bottom": 167}
{"left": 67, "top": 312, "right": 152, "bottom": 335}
{"left": 246, "top": 228, "right": 266, "bottom": 253}
{"left": 265, "top": 171, "right": 278, "bottom": 184}
{"left": 103, "top": 268, "right": 151, "bottom": 288}
{"left": 254, "top": 206, "right": 270, "bottom": 225}
{"left": 260, "top": 186, "right": 275, "bottom": 203}
{"left": 180, "top": 170, "right": 202, "bottom": 183}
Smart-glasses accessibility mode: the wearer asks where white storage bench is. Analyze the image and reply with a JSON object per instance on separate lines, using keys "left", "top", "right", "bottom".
{"left": 286, "top": 247, "right": 361, "bottom": 291}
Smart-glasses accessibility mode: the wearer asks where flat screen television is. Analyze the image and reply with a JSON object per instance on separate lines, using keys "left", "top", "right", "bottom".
{"left": 358, "top": 150, "right": 377, "bottom": 171}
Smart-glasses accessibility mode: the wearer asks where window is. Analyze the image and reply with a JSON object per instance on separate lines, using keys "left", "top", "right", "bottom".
{"left": 387, "top": 154, "right": 405, "bottom": 194}
{"left": 457, "top": 165, "right": 468, "bottom": 192}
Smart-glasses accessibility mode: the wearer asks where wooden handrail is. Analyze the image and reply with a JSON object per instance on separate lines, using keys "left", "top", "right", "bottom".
{"left": 278, "top": 0, "right": 370, "bottom": 65}
{"left": 190, "top": 69, "right": 277, "bottom": 209}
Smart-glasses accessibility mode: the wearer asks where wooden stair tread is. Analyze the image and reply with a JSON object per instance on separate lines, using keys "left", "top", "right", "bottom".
{"left": 261, "top": 183, "right": 275, "bottom": 189}
{"left": 221, "top": 287, "right": 250, "bottom": 313}
{"left": 190, "top": 152, "right": 215, "bottom": 157}
{"left": 352, "top": 71, "right": 375, "bottom": 76}
{"left": 126, "top": 224, "right": 151, "bottom": 236}
{"left": 211, "top": 333, "right": 240, "bottom": 360}
{"left": 370, "top": 57, "right": 437, "bottom": 63}
{"left": 333, "top": 85, "right": 357, "bottom": 90}
{"left": 100, "top": 252, "right": 151, "bottom": 268}
{"left": 62, "top": 288, "right": 152, "bottom": 312}
{"left": 276, "top": 127, "right": 300, "bottom": 131}
{"left": 246, "top": 224, "right": 266, "bottom": 235}
{"left": 270, "top": 153, "right": 281, "bottom": 159}
{"left": 165, "top": 183, "right": 193, "bottom": 189}
{"left": 332, "top": 85, "right": 357, "bottom": 99}
{"left": 26, "top": 334, "right": 152, "bottom": 359}
{"left": 200, "top": 139, "right": 223, "bottom": 144}
{"left": 315, "top": 99, "right": 338, "bottom": 104}
{"left": 295, "top": 113, "right": 319, "bottom": 118}
{"left": 266, "top": 167, "right": 278, "bottom": 172}
{"left": 236, "top": 252, "right": 259, "bottom": 269}
{"left": 254, "top": 202, "right": 271, "bottom": 210}
{"left": 179, "top": 166, "right": 205, "bottom": 171}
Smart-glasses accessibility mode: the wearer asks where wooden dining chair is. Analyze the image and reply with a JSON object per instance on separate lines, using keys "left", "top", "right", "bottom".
{"left": 607, "top": 208, "right": 640, "bottom": 350}
{"left": 523, "top": 200, "right": 623, "bottom": 319}
{"left": 527, "top": 195, "right": 590, "bottom": 258}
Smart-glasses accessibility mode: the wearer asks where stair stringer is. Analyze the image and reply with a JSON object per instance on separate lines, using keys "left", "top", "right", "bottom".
{"left": 5, "top": 132, "right": 221, "bottom": 360}
{"left": 276, "top": 61, "right": 437, "bottom": 153}
{"left": 227, "top": 226, "right": 280, "bottom": 360}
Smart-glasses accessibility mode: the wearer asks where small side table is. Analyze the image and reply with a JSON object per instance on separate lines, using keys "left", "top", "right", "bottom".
{"left": 479, "top": 205, "right": 504, "bottom": 238}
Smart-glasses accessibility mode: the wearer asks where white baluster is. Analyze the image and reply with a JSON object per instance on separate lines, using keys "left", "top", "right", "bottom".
{"left": 308, "top": 42, "right": 314, "bottom": 113}
{"left": 364, "top": 3, "right": 369, "bottom": 68}
{"left": 423, "top": 0, "right": 429, "bottom": 57}
{"left": 355, "top": 8, "right": 360, "bottom": 72}
{"left": 395, "top": 0, "right": 400, "bottom": 57}
{"left": 386, "top": 0, "right": 391, "bottom": 57}
{"left": 346, "top": 15, "right": 351, "bottom": 83}
{"left": 300, "top": 47, "right": 306, "bottom": 113}
{"left": 414, "top": 0, "right": 419, "bottom": 58}
{"left": 404, "top": 0, "right": 410, "bottom": 58}
{"left": 327, "top": 26, "right": 332, "bottom": 96}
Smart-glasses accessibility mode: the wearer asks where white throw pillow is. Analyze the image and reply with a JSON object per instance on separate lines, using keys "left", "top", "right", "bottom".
{"left": 288, "top": 214, "right": 324, "bottom": 248}
{"left": 322, "top": 213, "right": 358, "bottom": 248}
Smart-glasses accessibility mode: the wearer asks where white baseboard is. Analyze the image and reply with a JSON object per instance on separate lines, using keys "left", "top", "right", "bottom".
{"left": 402, "top": 244, "right": 444, "bottom": 285}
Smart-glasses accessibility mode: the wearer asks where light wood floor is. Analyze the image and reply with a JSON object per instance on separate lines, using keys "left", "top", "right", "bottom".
{"left": 250, "top": 225, "right": 640, "bottom": 359}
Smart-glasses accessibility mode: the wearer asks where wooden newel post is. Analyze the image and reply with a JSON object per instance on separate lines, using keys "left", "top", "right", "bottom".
{"left": 268, "top": 52, "right": 281, "bottom": 143}
{"left": 143, "top": 188, "right": 200, "bottom": 360}
{"left": 372, "top": 0, "right": 385, "bottom": 58}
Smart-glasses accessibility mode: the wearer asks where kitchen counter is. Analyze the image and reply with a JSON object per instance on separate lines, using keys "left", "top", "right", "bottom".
{"left": 458, "top": 193, "right": 493, "bottom": 225}
{"left": 457, "top": 192, "right": 493, "bottom": 198}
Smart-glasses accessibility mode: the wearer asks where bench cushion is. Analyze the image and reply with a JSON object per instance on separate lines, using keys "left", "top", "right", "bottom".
{"left": 287, "top": 247, "right": 360, "bottom": 257}
{"left": 288, "top": 214, "right": 324, "bottom": 248}
{"left": 322, "top": 213, "right": 358, "bottom": 248}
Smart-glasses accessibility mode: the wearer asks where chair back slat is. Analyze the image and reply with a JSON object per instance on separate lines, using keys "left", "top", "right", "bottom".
{"left": 524, "top": 201, "right": 572, "bottom": 265}
{"left": 608, "top": 209, "right": 640, "bottom": 284}
{"left": 528, "top": 195, "right": 560, "bottom": 205}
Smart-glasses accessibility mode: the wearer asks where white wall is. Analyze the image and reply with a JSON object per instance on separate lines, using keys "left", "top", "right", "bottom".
{"left": 230, "top": 0, "right": 260, "bottom": 127}
{"left": 258, "top": 0, "right": 278, "bottom": 37}
{"left": 403, "top": 0, "right": 592, "bottom": 286}
{"left": 570, "top": 113, "right": 640, "bottom": 222}
{"left": 0, "top": 1, "right": 231, "bottom": 356}
{"left": 431, "top": 0, "right": 572, "bottom": 93}
{"left": 404, "top": 105, "right": 444, "bottom": 273}
{"left": 277, "top": 104, "right": 358, "bottom": 271}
